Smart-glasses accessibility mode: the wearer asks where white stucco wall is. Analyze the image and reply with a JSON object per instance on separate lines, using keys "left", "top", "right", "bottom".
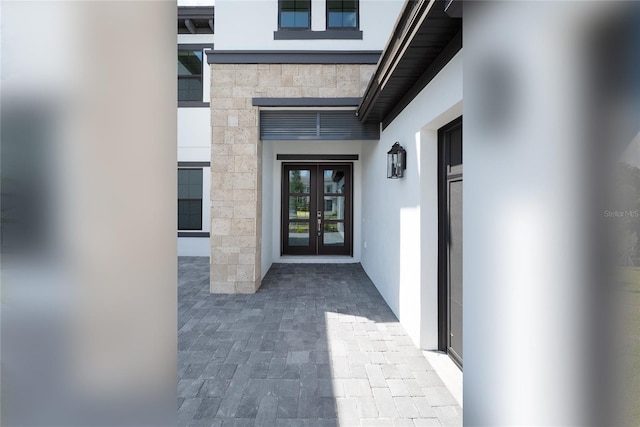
{"left": 178, "top": 108, "right": 212, "bottom": 161}
{"left": 360, "top": 51, "right": 462, "bottom": 349}
{"left": 178, "top": 107, "right": 211, "bottom": 256}
{"left": 214, "top": 0, "right": 403, "bottom": 51}
{"left": 261, "top": 138, "right": 364, "bottom": 275}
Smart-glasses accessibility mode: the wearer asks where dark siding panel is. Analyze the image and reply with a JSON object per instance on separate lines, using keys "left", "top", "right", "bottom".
{"left": 260, "top": 110, "right": 379, "bottom": 140}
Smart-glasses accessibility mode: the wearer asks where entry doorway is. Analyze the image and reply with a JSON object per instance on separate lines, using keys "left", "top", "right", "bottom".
{"left": 281, "top": 163, "right": 353, "bottom": 256}
{"left": 438, "top": 117, "right": 463, "bottom": 368}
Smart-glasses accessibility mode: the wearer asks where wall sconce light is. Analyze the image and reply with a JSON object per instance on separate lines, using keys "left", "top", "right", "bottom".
{"left": 387, "top": 142, "right": 406, "bottom": 179}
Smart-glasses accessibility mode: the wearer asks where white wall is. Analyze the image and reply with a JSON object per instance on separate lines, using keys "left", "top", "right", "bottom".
{"left": 360, "top": 51, "right": 462, "bottom": 349}
{"left": 178, "top": 108, "right": 212, "bottom": 161}
{"left": 214, "top": 0, "right": 403, "bottom": 51}
{"left": 178, "top": 105, "right": 211, "bottom": 256}
{"left": 260, "top": 138, "right": 364, "bottom": 274}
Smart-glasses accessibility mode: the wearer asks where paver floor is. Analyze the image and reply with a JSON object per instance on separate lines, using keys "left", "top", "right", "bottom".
{"left": 178, "top": 257, "right": 462, "bottom": 427}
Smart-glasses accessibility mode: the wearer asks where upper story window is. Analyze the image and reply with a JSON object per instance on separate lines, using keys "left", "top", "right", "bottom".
{"left": 178, "top": 168, "right": 203, "bottom": 230}
{"left": 279, "top": 0, "right": 311, "bottom": 30}
{"left": 327, "top": 0, "right": 358, "bottom": 29}
{"left": 177, "top": 49, "right": 203, "bottom": 102}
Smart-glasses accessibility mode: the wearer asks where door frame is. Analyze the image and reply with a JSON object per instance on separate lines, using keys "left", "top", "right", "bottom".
{"left": 438, "top": 116, "right": 463, "bottom": 369}
{"left": 280, "top": 162, "right": 354, "bottom": 256}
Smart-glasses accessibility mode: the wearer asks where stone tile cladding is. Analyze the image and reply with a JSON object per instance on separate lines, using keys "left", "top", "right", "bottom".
{"left": 209, "top": 63, "right": 376, "bottom": 293}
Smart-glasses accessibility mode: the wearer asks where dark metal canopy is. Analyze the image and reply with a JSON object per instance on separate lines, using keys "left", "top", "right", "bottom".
{"left": 357, "top": 0, "right": 462, "bottom": 129}
{"left": 178, "top": 6, "right": 214, "bottom": 34}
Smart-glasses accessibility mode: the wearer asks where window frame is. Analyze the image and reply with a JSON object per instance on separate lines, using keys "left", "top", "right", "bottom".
{"left": 326, "top": 0, "right": 359, "bottom": 30}
{"left": 177, "top": 44, "right": 209, "bottom": 107}
{"left": 178, "top": 168, "right": 204, "bottom": 231}
{"left": 278, "top": 0, "right": 312, "bottom": 31}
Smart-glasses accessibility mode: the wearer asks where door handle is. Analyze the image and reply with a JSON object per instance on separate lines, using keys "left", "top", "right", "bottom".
{"left": 317, "top": 210, "right": 322, "bottom": 236}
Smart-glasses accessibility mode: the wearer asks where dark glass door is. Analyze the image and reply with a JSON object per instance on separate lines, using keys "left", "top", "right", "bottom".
{"left": 282, "top": 163, "right": 352, "bottom": 256}
{"left": 439, "top": 117, "right": 463, "bottom": 369}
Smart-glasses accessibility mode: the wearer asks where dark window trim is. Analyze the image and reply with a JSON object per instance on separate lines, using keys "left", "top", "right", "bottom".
{"left": 178, "top": 44, "right": 212, "bottom": 104}
{"left": 326, "top": 0, "right": 359, "bottom": 30}
{"left": 253, "top": 97, "right": 361, "bottom": 107}
{"left": 178, "top": 161, "right": 211, "bottom": 167}
{"left": 178, "top": 101, "right": 210, "bottom": 108}
{"left": 278, "top": 0, "right": 311, "bottom": 30}
{"left": 273, "top": 29, "right": 362, "bottom": 40}
{"left": 206, "top": 50, "right": 381, "bottom": 64}
{"left": 276, "top": 154, "right": 358, "bottom": 160}
{"left": 178, "top": 6, "right": 215, "bottom": 19}
{"left": 178, "top": 43, "right": 214, "bottom": 51}
{"left": 178, "top": 231, "right": 210, "bottom": 238}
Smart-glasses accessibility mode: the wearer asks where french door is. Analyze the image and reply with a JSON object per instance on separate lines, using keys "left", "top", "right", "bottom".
{"left": 282, "top": 163, "right": 353, "bottom": 256}
{"left": 439, "top": 117, "right": 463, "bottom": 369}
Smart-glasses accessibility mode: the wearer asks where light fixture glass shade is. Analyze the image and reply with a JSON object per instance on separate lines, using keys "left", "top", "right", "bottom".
{"left": 387, "top": 142, "right": 406, "bottom": 179}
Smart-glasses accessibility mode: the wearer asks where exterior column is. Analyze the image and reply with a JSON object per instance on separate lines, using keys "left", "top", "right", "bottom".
{"left": 210, "top": 64, "right": 262, "bottom": 293}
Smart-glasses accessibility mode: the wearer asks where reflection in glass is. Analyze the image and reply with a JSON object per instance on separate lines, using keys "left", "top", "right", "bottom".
{"left": 323, "top": 222, "right": 345, "bottom": 246}
{"left": 289, "top": 223, "right": 309, "bottom": 246}
{"left": 280, "top": 0, "right": 311, "bottom": 29}
{"left": 289, "top": 196, "right": 310, "bottom": 220}
{"left": 323, "top": 196, "right": 344, "bottom": 220}
{"left": 323, "top": 170, "right": 345, "bottom": 193}
{"left": 327, "top": 0, "right": 357, "bottom": 28}
{"left": 289, "top": 170, "right": 311, "bottom": 193}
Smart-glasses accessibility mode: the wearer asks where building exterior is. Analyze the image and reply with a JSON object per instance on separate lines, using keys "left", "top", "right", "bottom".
{"left": 179, "top": 0, "right": 463, "bottom": 367}
{"left": 177, "top": 5, "right": 214, "bottom": 256}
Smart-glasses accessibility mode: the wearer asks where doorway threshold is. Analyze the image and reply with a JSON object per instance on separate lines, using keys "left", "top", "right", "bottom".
{"left": 276, "top": 255, "right": 357, "bottom": 264}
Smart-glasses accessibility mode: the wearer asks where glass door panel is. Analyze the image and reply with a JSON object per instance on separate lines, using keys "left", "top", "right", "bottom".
{"left": 282, "top": 166, "right": 316, "bottom": 255}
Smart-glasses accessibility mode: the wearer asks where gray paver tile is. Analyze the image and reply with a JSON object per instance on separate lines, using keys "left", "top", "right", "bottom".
{"left": 178, "top": 379, "right": 205, "bottom": 398}
{"left": 343, "top": 379, "right": 373, "bottom": 397}
{"left": 433, "top": 405, "right": 462, "bottom": 426}
{"left": 387, "top": 379, "right": 410, "bottom": 397}
{"left": 412, "top": 417, "right": 442, "bottom": 426}
{"left": 393, "top": 396, "right": 420, "bottom": 418}
{"left": 411, "top": 397, "right": 437, "bottom": 418}
{"left": 254, "top": 395, "right": 277, "bottom": 426}
{"left": 177, "top": 259, "right": 460, "bottom": 425}
{"left": 372, "top": 387, "right": 399, "bottom": 418}
{"left": 355, "top": 396, "right": 378, "bottom": 418}
{"left": 276, "top": 397, "right": 298, "bottom": 419}
{"left": 421, "top": 387, "right": 458, "bottom": 407}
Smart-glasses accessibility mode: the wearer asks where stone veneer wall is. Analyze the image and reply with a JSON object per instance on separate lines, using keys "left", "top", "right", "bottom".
{"left": 209, "top": 63, "right": 376, "bottom": 293}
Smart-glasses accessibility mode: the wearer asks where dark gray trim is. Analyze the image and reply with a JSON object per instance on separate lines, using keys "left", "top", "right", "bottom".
{"left": 276, "top": 154, "right": 359, "bottom": 160}
{"left": 252, "top": 97, "right": 361, "bottom": 107}
{"left": 178, "top": 161, "right": 211, "bottom": 167}
{"left": 178, "top": 43, "right": 214, "bottom": 51}
{"left": 178, "top": 232, "right": 210, "bottom": 238}
{"left": 381, "top": 29, "right": 462, "bottom": 129}
{"left": 178, "top": 6, "right": 214, "bottom": 18}
{"left": 444, "top": 0, "right": 462, "bottom": 18}
{"left": 260, "top": 110, "right": 379, "bottom": 140}
{"left": 206, "top": 50, "right": 381, "bottom": 64}
{"left": 178, "top": 7, "right": 215, "bottom": 34}
{"left": 178, "top": 101, "right": 210, "bottom": 108}
{"left": 274, "top": 30, "right": 363, "bottom": 40}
